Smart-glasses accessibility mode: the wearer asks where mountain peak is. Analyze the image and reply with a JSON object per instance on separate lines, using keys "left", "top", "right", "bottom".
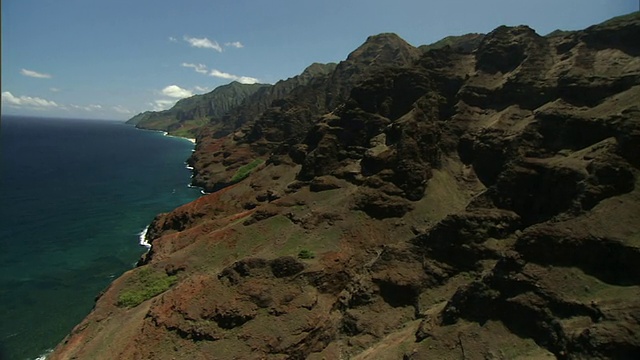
{"left": 300, "top": 62, "right": 338, "bottom": 77}
{"left": 364, "top": 32, "right": 406, "bottom": 44}
{"left": 346, "top": 32, "right": 421, "bottom": 66}
{"left": 51, "top": 13, "right": 640, "bottom": 360}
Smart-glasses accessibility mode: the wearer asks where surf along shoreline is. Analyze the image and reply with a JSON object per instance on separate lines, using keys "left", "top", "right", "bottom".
{"left": 130, "top": 125, "right": 203, "bottom": 254}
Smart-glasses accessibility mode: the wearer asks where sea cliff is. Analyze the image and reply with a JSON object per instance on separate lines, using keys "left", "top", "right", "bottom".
{"left": 51, "top": 12, "right": 640, "bottom": 359}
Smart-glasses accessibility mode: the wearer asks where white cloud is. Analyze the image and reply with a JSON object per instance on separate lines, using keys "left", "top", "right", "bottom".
{"left": 151, "top": 85, "right": 198, "bottom": 112}
{"left": 236, "top": 76, "right": 260, "bottom": 84}
{"left": 161, "top": 85, "right": 193, "bottom": 99}
{"left": 225, "top": 41, "right": 244, "bottom": 49}
{"left": 209, "top": 69, "right": 236, "bottom": 80}
{"left": 20, "top": 68, "right": 52, "bottom": 79}
{"left": 71, "top": 104, "right": 103, "bottom": 112}
{"left": 49, "top": 87, "right": 61, "bottom": 92}
{"left": 2, "top": 91, "right": 59, "bottom": 108}
{"left": 0, "top": 90, "right": 131, "bottom": 118}
{"left": 193, "top": 86, "right": 209, "bottom": 93}
{"left": 113, "top": 105, "right": 132, "bottom": 114}
{"left": 181, "top": 62, "right": 208, "bottom": 74}
{"left": 168, "top": 36, "right": 177, "bottom": 42}
{"left": 182, "top": 62, "right": 258, "bottom": 84}
{"left": 183, "top": 36, "right": 222, "bottom": 52}
{"left": 209, "top": 69, "right": 258, "bottom": 84}
{"left": 151, "top": 99, "right": 177, "bottom": 111}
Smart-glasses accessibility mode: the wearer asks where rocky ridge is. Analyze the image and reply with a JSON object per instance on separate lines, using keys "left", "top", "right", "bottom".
{"left": 52, "top": 12, "right": 640, "bottom": 360}
{"left": 126, "top": 81, "right": 270, "bottom": 137}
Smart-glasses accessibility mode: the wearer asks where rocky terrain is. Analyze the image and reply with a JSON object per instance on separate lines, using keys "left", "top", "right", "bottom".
{"left": 51, "top": 12, "right": 640, "bottom": 359}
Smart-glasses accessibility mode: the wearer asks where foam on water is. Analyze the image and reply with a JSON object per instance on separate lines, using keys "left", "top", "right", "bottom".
{"left": 34, "top": 348, "right": 52, "bottom": 360}
{"left": 139, "top": 226, "right": 151, "bottom": 249}
{"left": 162, "top": 131, "right": 196, "bottom": 144}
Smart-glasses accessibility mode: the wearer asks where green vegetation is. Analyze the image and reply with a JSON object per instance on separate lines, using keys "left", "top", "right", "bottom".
{"left": 230, "top": 159, "right": 265, "bottom": 183}
{"left": 597, "top": 11, "right": 640, "bottom": 28}
{"left": 168, "top": 118, "right": 210, "bottom": 138}
{"left": 126, "top": 82, "right": 269, "bottom": 132}
{"left": 117, "top": 267, "right": 178, "bottom": 308}
{"left": 419, "top": 33, "right": 484, "bottom": 53}
{"left": 297, "top": 249, "right": 316, "bottom": 259}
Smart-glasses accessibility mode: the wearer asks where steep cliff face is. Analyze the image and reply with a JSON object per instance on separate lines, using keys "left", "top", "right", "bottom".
{"left": 51, "top": 13, "right": 640, "bottom": 360}
{"left": 189, "top": 33, "right": 422, "bottom": 193}
{"left": 126, "top": 82, "right": 270, "bottom": 137}
{"left": 207, "top": 62, "right": 339, "bottom": 138}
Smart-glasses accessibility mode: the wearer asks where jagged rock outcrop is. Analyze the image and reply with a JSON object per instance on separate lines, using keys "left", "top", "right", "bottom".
{"left": 212, "top": 62, "right": 339, "bottom": 137}
{"left": 51, "top": 12, "right": 640, "bottom": 360}
{"left": 189, "top": 33, "right": 422, "bottom": 192}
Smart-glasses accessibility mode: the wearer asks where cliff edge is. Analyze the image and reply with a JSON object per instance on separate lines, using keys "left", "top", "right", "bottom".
{"left": 52, "top": 12, "right": 640, "bottom": 360}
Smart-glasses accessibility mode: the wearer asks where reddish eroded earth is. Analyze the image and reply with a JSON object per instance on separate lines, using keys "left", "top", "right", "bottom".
{"left": 51, "top": 13, "right": 640, "bottom": 360}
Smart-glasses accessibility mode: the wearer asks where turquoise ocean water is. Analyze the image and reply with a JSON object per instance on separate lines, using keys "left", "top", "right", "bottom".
{"left": 0, "top": 116, "right": 201, "bottom": 360}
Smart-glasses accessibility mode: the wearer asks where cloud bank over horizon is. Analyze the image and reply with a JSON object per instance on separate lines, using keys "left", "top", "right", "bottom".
{"left": 2, "top": 91, "right": 60, "bottom": 108}
{"left": 2, "top": 90, "right": 133, "bottom": 118}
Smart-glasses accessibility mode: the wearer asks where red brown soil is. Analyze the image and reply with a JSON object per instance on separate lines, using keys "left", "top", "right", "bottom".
{"left": 51, "top": 13, "right": 640, "bottom": 360}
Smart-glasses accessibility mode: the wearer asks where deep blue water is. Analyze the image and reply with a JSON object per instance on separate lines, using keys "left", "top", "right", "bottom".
{"left": 0, "top": 115, "right": 200, "bottom": 360}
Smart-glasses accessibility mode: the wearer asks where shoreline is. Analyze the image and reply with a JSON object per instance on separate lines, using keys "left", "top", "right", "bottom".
{"left": 162, "top": 131, "right": 196, "bottom": 144}
{"left": 14, "top": 120, "right": 202, "bottom": 360}
{"left": 35, "top": 349, "right": 53, "bottom": 360}
{"left": 133, "top": 126, "right": 202, "bottom": 253}
{"left": 127, "top": 124, "right": 197, "bottom": 144}
{"left": 138, "top": 226, "right": 152, "bottom": 250}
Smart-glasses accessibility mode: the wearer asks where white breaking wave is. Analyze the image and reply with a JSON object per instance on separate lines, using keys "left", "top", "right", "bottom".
{"left": 34, "top": 349, "right": 53, "bottom": 360}
{"left": 138, "top": 226, "right": 151, "bottom": 249}
{"left": 163, "top": 131, "right": 196, "bottom": 144}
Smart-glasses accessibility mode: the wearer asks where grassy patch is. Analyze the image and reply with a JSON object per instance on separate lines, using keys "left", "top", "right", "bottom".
{"left": 169, "top": 128, "right": 197, "bottom": 139}
{"left": 297, "top": 249, "right": 316, "bottom": 259}
{"left": 168, "top": 118, "right": 210, "bottom": 138}
{"left": 117, "top": 267, "right": 178, "bottom": 307}
{"left": 277, "top": 223, "right": 343, "bottom": 258}
{"left": 230, "top": 159, "right": 264, "bottom": 183}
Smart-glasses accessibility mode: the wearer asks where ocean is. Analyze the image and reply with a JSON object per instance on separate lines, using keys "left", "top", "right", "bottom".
{"left": 0, "top": 115, "right": 201, "bottom": 360}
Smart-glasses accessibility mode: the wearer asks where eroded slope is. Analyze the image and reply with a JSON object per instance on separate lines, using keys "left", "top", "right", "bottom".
{"left": 51, "top": 12, "right": 640, "bottom": 360}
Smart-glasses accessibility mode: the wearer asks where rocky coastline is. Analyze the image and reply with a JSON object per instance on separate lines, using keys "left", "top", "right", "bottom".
{"left": 51, "top": 12, "right": 640, "bottom": 359}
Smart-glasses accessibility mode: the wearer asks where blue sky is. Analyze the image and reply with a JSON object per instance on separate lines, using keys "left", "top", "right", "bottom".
{"left": 2, "top": 0, "right": 637, "bottom": 120}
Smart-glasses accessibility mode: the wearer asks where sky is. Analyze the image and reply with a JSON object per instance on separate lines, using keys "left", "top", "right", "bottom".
{"left": 1, "top": 0, "right": 637, "bottom": 121}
